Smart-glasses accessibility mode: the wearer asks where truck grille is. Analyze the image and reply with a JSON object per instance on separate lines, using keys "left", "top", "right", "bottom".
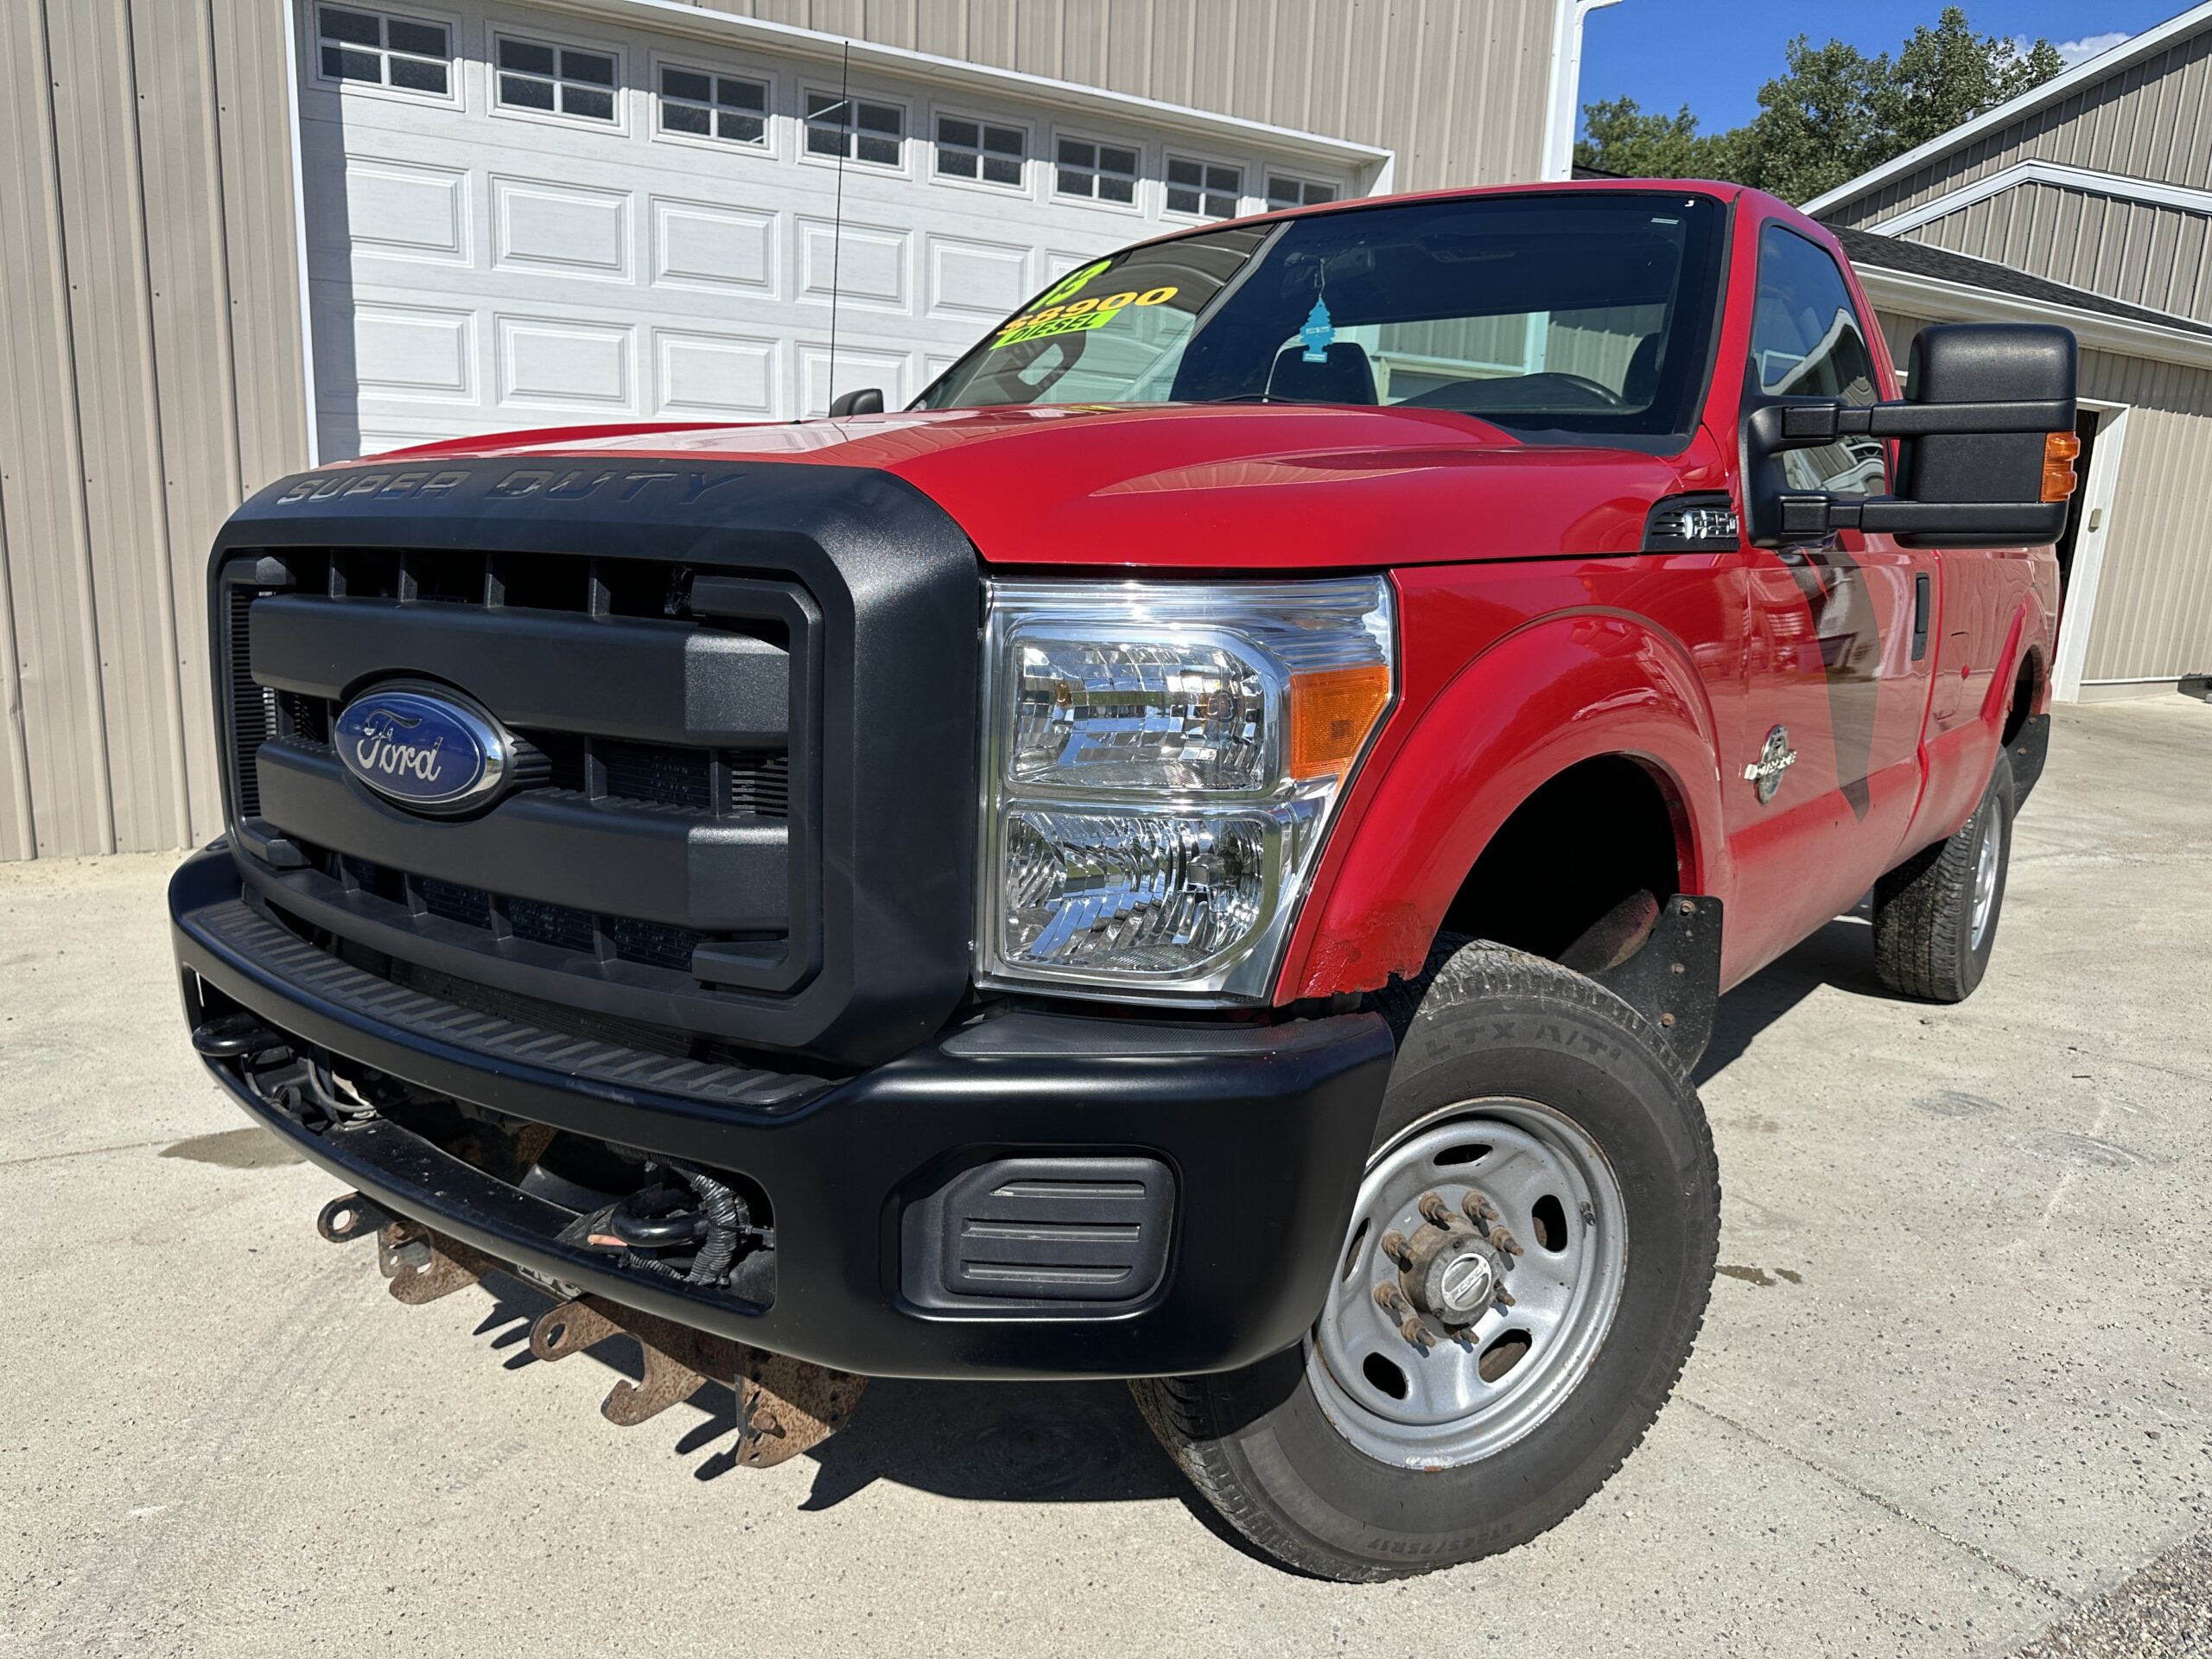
{"left": 215, "top": 541, "right": 816, "bottom": 1046}
{"left": 206, "top": 457, "right": 979, "bottom": 1068}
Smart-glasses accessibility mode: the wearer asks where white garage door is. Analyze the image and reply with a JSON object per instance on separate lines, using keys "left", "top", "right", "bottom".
{"left": 296, "top": 1, "right": 1357, "bottom": 459}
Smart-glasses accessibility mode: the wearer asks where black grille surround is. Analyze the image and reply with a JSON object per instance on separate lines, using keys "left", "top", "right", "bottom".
{"left": 208, "top": 457, "right": 981, "bottom": 1068}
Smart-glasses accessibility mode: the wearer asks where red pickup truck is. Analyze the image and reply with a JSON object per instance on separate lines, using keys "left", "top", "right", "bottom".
{"left": 171, "top": 180, "right": 2075, "bottom": 1580}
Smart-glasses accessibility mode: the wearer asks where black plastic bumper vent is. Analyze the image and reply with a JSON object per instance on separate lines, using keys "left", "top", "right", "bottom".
{"left": 902, "top": 1155, "right": 1176, "bottom": 1312}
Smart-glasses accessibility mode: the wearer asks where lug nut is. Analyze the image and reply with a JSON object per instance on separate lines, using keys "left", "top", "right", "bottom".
{"left": 1379, "top": 1230, "right": 1411, "bottom": 1267}
{"left": 1399, "top": 1314, "right": 1433, "bottom": 1351}
{"left": 1373, "top": 1282, "right": 1410, "bottom": 1316}
{"left": 1461, "top": 1191, "right": 1498, "bottom": 1224}
{"left": 1417, "top": 1192, "right": 1454, "bottom": 1228}
{"left": 1487, "top": 1224, "right": 1525, "bottom": 1257}
{"left": 1494, "top": 1285, "right": 1516, "bottom": 1307}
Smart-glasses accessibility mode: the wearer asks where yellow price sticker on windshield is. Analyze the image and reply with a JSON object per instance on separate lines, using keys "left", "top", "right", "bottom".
{"left": 990, "top": 285, "right": 1181, "bottom": 349}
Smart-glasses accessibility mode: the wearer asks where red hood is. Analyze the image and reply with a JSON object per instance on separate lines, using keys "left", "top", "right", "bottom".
{"left": 372, "top": 405, "right": 1707, "bottom": 570}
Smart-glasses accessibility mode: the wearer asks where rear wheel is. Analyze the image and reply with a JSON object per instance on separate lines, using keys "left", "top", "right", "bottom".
{"left": 1132, "top": 941, "right": 1719, "bottom": 1580}
{"left": 1872, "top": 754, "right": 2016, "bottom": 1002}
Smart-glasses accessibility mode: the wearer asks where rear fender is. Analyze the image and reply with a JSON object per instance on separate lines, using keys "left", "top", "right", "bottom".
{"left": 1912, "top": 584, "right": 2051, "bottom": 851}
{"left": 1280, "top": 611, "right": 1731, "bottom": 999}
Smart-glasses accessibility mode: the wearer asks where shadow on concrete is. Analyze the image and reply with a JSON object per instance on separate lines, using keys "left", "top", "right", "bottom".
{"left": 1696, "top": 911, "right": 1891, "bottom": 1086}
{"left": 457, "top": 1274, "right": 1190, "bottom": 1511}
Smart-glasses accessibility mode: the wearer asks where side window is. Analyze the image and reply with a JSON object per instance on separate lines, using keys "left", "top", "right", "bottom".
{"left": 1751, "top": 226, "right": 1887, "bottom": 497}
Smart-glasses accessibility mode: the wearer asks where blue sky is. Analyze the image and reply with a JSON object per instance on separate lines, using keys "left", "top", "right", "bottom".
{"left": 1579, "top": 2, "right": 2180, "bottom": 135}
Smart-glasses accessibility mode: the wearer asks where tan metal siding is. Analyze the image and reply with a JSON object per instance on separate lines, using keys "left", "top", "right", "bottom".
{"left": 1879, "top": 308, "right": 2212, "bottom": 687}
{"left": 0, "top": 1, "right": 115, "bottom": 858}
{"left": 673, "top": 0, "right": 1552, "bottom": 186}
{"left": 1906, "top": 185, "right": 2212, "bottom": 325}
{"left": 0, "top": 0, "right": 306, "bottom": 860}
{"left": 1827, "top": 27, "right": 2212, "bottom": 234}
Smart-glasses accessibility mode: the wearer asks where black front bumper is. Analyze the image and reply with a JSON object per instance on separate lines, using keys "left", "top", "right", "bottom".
{"left": 171, "top": 846, "right": 1394, "bottom": 1380}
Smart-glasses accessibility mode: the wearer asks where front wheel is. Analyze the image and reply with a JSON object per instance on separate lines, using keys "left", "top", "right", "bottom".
{"left": 1132, "top": 941, "right": 1719, "bottom": 1580}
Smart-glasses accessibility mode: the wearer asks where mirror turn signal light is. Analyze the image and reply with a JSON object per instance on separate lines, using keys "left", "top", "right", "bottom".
{"left": 1288, "top": 664, "right": 1393, "bottom": 782}
{"left": 2043, "top": 430, "right": 2082, "bottom": 503}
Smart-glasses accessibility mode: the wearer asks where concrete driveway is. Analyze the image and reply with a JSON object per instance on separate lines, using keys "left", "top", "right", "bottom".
{"left": 3, "top": 697, "right": 2208, "bottom": 1657}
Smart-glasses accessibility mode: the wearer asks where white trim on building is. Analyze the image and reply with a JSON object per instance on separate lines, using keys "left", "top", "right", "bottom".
{"left": 1868, "top": 159, "right": 2212, "bottom": 236}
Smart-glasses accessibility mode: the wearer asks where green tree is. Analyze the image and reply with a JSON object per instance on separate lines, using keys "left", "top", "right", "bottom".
{"left": 1574, "top": 7, "right": 2068, "bottom": 204}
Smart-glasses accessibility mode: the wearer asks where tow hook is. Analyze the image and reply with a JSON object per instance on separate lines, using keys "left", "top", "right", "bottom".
{"left": 314, "top": 1193, "right": 867, "bottom": 1467}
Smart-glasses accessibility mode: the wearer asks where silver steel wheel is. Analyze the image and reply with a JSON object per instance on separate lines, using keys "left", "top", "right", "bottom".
{"left": 1969, "top": 804, "right": 2004, "bottom": 950}
{"left": 1306, "top": 1098, "right": 1629, "bottom": 1470}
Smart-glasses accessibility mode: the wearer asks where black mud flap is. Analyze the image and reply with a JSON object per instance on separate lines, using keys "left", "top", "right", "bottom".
{"left": 1591, "top": 893, "right": 1723, "bottom": 1071}
{"left": 2007, "top": 712, "right": 2051, "bottom": 805}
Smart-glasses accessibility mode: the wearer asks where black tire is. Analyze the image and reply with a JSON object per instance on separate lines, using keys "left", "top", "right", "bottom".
{"left": 1872, "top": 754, "right": 2016, "bottom": 1003}
{"left": 1131, "top": 941, "right": 1719, "bottom": 1581}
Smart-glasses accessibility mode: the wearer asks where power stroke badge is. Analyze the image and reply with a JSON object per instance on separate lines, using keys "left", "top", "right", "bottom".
{"left": 1743, "top": 724, "right": 1799, "bottom": 805}
{"left": 334, "top": 683, "right": 512, "bottom": 815}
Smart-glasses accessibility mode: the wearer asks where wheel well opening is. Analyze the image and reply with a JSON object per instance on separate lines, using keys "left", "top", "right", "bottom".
{"left": 2002, "top": 652, "right": 2042, "bottom": 746}
{"left": 1440, "top": 756, "right": 1687, "bottom": 963}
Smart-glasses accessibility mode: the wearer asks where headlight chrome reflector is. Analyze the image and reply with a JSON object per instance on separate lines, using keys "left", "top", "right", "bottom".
{"left": 980, "top": 577, "right": 1394, "bottom": 1001}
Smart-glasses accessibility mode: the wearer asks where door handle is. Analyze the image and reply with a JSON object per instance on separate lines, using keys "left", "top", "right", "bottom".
{"left": 1912, "top": 572, "right": 1930, "bottom": 662}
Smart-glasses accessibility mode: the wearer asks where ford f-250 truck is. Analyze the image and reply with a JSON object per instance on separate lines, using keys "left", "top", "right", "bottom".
{"left": 169, "top": 180, "right": 2075, "bottom": 1580}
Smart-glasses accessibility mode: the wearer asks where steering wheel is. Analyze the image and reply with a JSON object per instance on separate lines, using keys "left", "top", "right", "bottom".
{"left": 1538, "top": 372, "right": 1627, "bottom": 407}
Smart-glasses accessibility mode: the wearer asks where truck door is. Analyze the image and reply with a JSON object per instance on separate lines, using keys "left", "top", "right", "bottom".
{"left": 1727, "top": 224, "right": 1938, "bottom": 969}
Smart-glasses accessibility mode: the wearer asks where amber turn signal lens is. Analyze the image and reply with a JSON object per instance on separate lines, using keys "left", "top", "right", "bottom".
{"left": 1288, "top": 663, "right": 1392, "bottom": 781}
{"left": 2042, "top": 430, "right": 2082, "bottom": 503}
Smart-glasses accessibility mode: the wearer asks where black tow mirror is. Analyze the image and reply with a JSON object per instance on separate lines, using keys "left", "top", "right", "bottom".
{"left": 827, "top": 386, "right": 885, "bottom": 417}
{"left": 1745, "top": 323, "right": 2078, "bottom": 548}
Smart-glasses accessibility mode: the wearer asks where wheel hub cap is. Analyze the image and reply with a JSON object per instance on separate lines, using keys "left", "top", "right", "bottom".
{"left": 1307, "top": 1098, "right": 1630, "bottom": 1470}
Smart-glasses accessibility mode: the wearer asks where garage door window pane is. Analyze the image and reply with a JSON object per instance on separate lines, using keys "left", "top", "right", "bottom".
{"left": 387, "top": 54, "right": 445, "bottom": 92}
{"left": 318, "top": 7, "right": 449, "bottom": 96}
{"left": 562, "top": 49, "right": 615, "bottom": 87}
{"left": 385, "top": 18, "right": 443, "bottom": 56}
{"left": 663, "top": 67, "right": 710, "bottom": 103}
{"left": 1056, "top": 136, "right": 1138, "bottom": 205}
{"left": 323, "top": 43, "right": 379, "bottom": 81}
{"left": 565, "top": 86, "right": 614, "bottom": 120}
{"left": 498, "top": 35, "right": 620, "bottom": 122}
{"left": 661, "top": 65, "right": 767, "bottom": 147}
{"left": 499, "top": 39, "right": 556, "bottom": 76}
{"left": 320, "top": 6, "right": 379, "bottom": 47}
{"left": 499, "top": 72, "right": 556, "bottom": 111}
{"left": 938, "top": 115, "right": 1023, "bottom": 188}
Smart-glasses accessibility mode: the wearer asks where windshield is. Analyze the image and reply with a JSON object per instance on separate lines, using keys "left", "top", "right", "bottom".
{"left": 917, "top": 192, "right": 1728, "bottom": 448}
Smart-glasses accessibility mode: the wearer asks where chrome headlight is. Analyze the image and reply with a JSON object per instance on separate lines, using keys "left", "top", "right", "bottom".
{"left": 977, "top": 576, "right": 1395, "bottom": 1001}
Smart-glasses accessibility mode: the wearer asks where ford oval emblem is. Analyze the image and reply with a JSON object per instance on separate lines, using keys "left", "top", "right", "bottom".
{"left": 334, "top": 683, "right": 512, "bottom": 815}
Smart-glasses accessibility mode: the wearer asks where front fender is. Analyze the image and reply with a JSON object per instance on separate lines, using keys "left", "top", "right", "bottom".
{"left": 1279, "top": 602, "right": 1732, "bottom": 1000}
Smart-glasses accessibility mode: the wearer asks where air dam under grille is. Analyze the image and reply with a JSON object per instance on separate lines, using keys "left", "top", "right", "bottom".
{"left": 900, "top": 1155, "right": 1178, "bottom": 1311}
{"left": 206, "top": 456, "right": 980, "bottom": 1067}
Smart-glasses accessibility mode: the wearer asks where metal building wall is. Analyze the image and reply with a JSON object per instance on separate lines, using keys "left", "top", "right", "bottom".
{"left": 675, "top": 0, "right": 1556, "bottom": 188}
{"left": 1825, "top": 25, "right": 2212, "bottom": 240}
{"left": 0, "top": 0, "right": 309, "bottom": 862}
{"left": 1879, "top": 308, "right": 2212, "bottom": 692}
{"left": 1889, "top": 186, "right": 2212, "bottom": 327}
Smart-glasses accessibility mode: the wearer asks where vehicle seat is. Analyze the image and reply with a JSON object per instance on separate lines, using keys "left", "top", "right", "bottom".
{"left": 1268, "top": 341, "right": 1377, "bottom": 404}
{"left": 1621, "top": 333, "right": 1663, "bottom": 405}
